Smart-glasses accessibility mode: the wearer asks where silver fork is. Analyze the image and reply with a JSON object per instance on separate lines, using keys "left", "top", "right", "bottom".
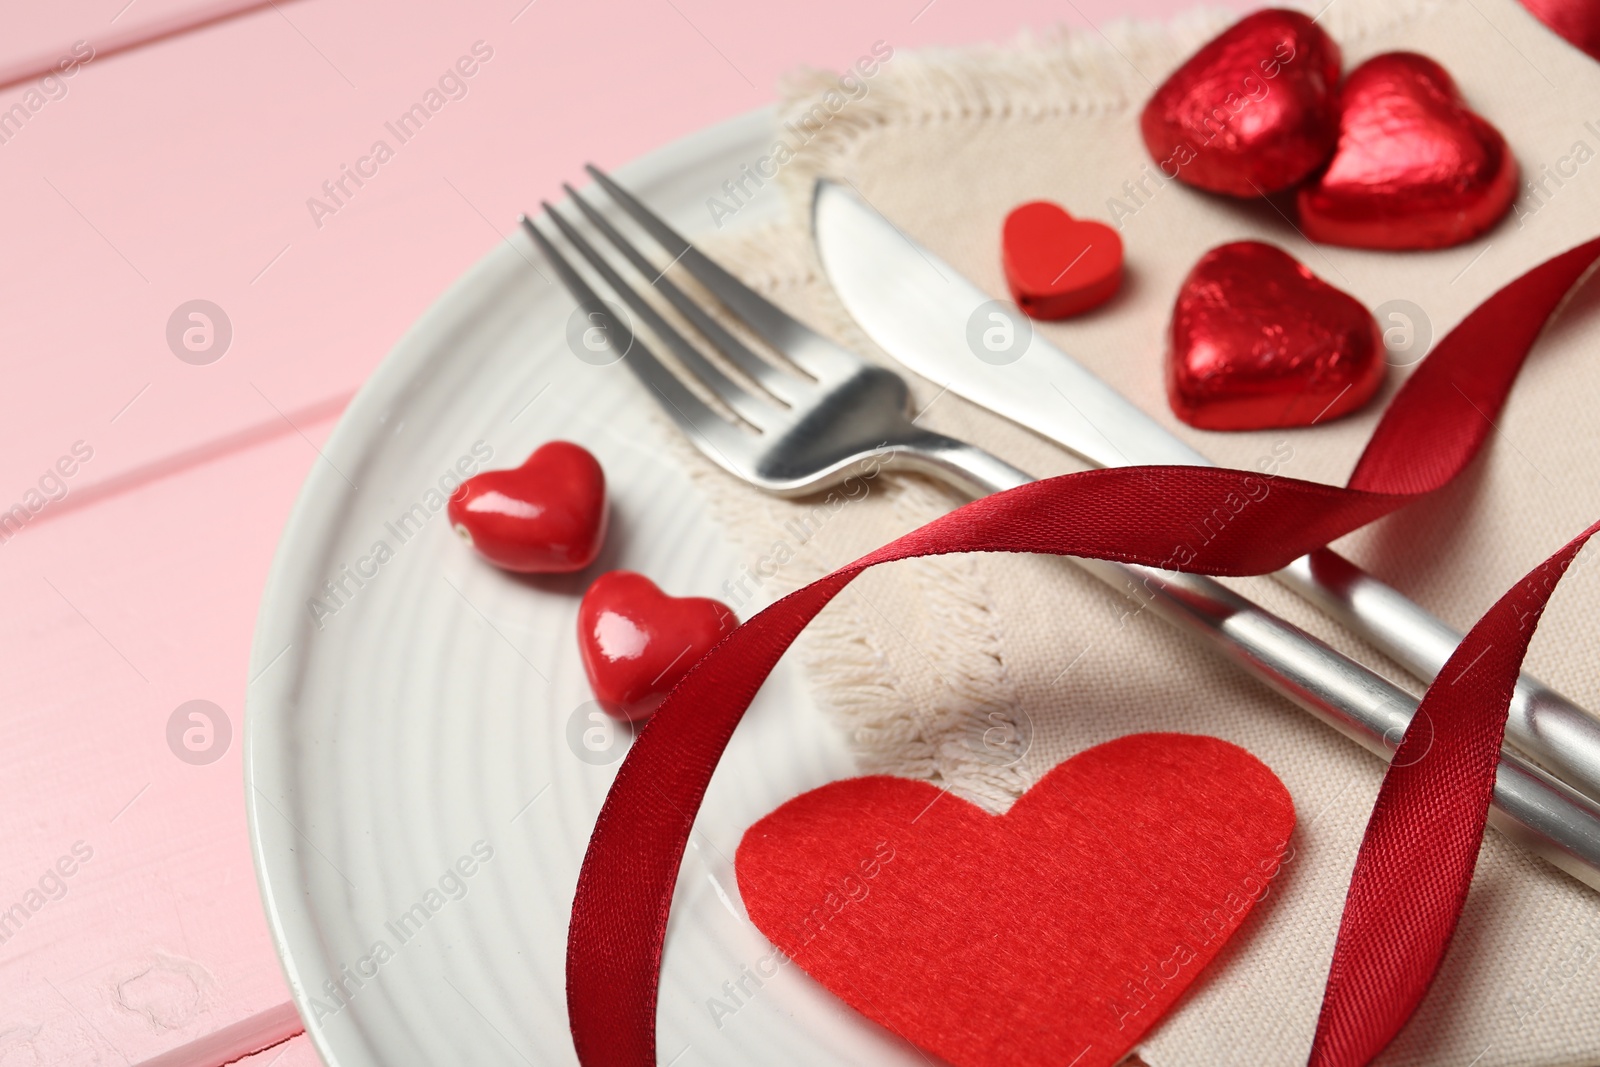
{"left": 521, "top": 165, "right": 1600, "bottom": 890}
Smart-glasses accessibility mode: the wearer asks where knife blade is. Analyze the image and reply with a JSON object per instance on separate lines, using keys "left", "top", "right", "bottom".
{"left": 813, "top": 180, "right": 1206, "bottom": 471}
{"left": 812, "top": 178, "right": 1600, "bottom": 810}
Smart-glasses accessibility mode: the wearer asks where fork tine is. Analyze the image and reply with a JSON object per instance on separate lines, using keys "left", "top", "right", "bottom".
{"left": 585, "top": 164, "right": 858, "bottom": 380}
{"left": 519, "top": 215, "right": 748, "bottom": 465}
{"left": 562, "top": 182, "right": 806, "bottom": 407}
{"left": 540, "top": 200, "right": 782, "bottom": 431}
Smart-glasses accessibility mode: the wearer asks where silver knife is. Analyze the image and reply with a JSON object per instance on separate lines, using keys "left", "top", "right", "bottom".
{"left": 813, "top": 178, "right": 1600, "bottom": 810}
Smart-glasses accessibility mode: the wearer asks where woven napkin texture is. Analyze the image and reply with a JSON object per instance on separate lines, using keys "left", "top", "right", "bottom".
{"left": 666, "top": 0, "right": 1600, "bottom": 1062}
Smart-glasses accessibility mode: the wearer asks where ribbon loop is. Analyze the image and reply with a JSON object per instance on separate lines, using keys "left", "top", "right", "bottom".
{"left": 567, "top": 237, "right": 1600, "bottom": 1066}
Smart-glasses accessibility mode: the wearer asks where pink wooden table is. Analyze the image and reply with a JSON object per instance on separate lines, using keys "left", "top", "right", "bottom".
{"left": 0, "top": 0, "right": 1246, "bottom": 1062}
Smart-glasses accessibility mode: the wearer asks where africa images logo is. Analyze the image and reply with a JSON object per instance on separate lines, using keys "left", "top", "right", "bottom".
{"left": 0, "top": 441, "right": 94, "bottom": 547}
{"left": 306, "top": 441, "right": 494, "bottom": 630}
{"left": 704, "top": 40, "right": 894, "bottom": 229}
{"left": 305, "top": 841, "right": 495, "bottom": 1024}
{"left": 305, "top": 41, "right": 495, "bottom": 229}
{"left": 0, "top": 40, "right": 94, "bottom": 148}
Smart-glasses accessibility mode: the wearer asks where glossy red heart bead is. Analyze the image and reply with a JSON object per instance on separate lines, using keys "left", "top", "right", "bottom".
{"left": 737, "top": 734, "right": 1295, "bottom": 1067}
{"left": 1297, "top": 52, "right": 1518, "bottom": 250}
{"left": 1168, "top": 241, "right": 1383, "bottom": 430}
{"left": 577, "top": 571, "right": 738, "bottom": 722}
{"left": 447, "top": 441, "right": 607, "bottom": 573}
{"left": 1141, "top": 9, "right": 1342, "bottom": 196}
{"left": 1001, "top": 201, "right": 1123, "bottom": 319}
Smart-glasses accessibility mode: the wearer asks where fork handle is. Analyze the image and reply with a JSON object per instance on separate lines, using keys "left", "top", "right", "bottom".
{"left": 903, "top": 431, "right": 1600, "bottom": 892}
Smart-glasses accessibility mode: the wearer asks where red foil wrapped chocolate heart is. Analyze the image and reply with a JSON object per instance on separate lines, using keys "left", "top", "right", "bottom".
{"left": 1297, "top": 52, "right": 1518, "bottom": 250}
{"left": 1521, "top": 0, "right": 1600, "bottom": 61}
{"left": 1168, "top": 241, "right": 1383, "bottom": 430}
{"left": 1141, "top": 9, "right": 1342, "bottom": 196}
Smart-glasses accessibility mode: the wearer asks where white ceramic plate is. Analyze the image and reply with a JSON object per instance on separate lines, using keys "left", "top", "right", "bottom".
{"left": 245, "top": 109, "right": 933, "bottom": 1066}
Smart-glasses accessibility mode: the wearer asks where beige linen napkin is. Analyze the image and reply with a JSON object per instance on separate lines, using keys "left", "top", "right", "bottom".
{"left": 673, "top": 0, "right": 1600, "bottom": 1062}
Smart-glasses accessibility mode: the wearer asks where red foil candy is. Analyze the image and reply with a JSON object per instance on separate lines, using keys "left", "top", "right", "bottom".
{"left": 1141, "top": 9, "right": 1342, "bottom": 197}
{"left": 1168, "top": 241, "right": 1383, "bottom": 430}
{"left": 1520, "top": 0, "right": 1600, "bottom": 62}
{"left": 1298, "top": 53, "right": 1518, "bottom": 250}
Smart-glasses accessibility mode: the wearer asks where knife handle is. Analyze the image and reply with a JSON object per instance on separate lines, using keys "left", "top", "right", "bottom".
{"left": 1276, "top": 549, "right": 1600, "bottom": 806}
{"left": 907, "top": 431, "right": 1600, "bottom": 892}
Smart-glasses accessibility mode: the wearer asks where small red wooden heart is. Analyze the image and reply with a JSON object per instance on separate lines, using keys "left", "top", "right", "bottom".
{"left": 1297, "top": 52, "right": 1518, "bottom": 250}
{"left": 736, "top": 734, "right": 1295, "bottom": 1067}
{"left": 1001, "top": 202, "right": 1123, "bottom": 319}
{"left": 1141, "top": 9, "right": 1343, "bottom": 196}
{"left": 448, "top": 441, "right": 607, "bottom": 573}
{"left": 577, "top": 570, "right": 737, "bottom": 722}
{"left": 1168, "top": 240, "right": 1383, "bottom": 430}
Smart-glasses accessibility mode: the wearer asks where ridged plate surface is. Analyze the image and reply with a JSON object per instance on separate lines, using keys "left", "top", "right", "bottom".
{"left": 246, "top": 109, "right": 923, "bottom": 1066}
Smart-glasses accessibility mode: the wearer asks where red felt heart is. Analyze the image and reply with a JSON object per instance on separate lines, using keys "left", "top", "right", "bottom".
{"left": 1001, "top": 202, "right": 1124, "bottom": 319}
{"left": 736, "top": 734, "right": 1294, "bottom": 1067}
{"left": 448, "top": 441, "right": 607, "bottom": 573}
{"left": 1168, "top": 240, "right": 1384, "bottom": 430}
{"left": 1297, "top": 52, "right": 1518, "bottom": 250}
{"left": 1141, "top": 9, "right": 1342, "bottom": 196}
{"left": 577, "top": 570, "right": 737, "bottom": 722}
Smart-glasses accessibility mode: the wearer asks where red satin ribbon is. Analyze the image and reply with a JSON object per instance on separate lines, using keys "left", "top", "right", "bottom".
{"left": 566, "top": 235, "right": 1600, "bottom": 1066}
